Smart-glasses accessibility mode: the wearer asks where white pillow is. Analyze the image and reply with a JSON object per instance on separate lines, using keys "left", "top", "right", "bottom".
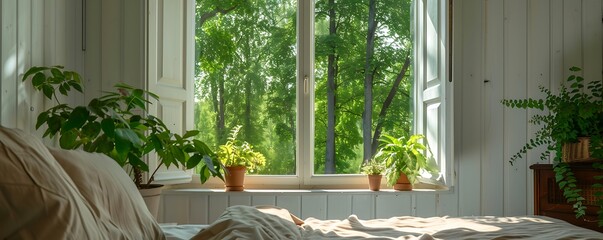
{"left": 0, "top": 127, "right": 105, "bottom": 239}
{"left": 48, "top": 148, "right": 165, "bottom": 239}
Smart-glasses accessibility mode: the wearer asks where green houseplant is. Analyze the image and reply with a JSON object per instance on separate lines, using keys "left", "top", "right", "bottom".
{"left": 22, "top": 66, "right": 225, "bottom": 189}
{"left": 501, "top": 66, "right": 603, "bottom": 226}
{"left": 361, "top": 160, "right": 385, "bottom": 191}
{"left": 216, "top": 125, "right": 266, "bottom": 191}
{"left": 375, "top": 134, "right": 436, "bottom": 191}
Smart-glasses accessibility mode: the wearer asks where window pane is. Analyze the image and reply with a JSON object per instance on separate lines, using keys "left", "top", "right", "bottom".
{"left": 314, "top": 0, "right": 413, "bottom": 174}
{"left": 194, "top": 0, "right": 297, "bottom": 175}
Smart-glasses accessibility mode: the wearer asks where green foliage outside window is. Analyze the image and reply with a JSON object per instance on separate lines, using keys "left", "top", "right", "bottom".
{"left": 194, "top": 0, "right": 414, "bottom": 175}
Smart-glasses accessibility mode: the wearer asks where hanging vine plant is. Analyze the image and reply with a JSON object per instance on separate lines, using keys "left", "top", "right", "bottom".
{"left": 502, "top": 66, "right": 603, "bottom": 226}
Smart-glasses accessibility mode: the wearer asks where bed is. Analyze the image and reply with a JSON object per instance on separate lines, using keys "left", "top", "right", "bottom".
{"left": 1, "top": 126, "right": 602, "bottom": 239}
{"left": 159, "top": 205, "right": 603, "bottom": 240}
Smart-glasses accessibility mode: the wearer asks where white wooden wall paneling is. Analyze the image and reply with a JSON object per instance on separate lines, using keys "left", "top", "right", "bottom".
{"left": 375, "top": 194, "right": 412, "bottom": 218}
{"left": 16, "top": 0, "right": 32, "bottom": 132}
{"left": 482, "top": 0, "right": 505, "bottom": 217}
{"left": 526, "top": 0, "right": 553, "bottom": 216}
{"left": 504, "top": 0, "right": 529, "bottom": 217}
{"left": 327, "top": 195, "right": 352, "bottom": 219}
{"left": 458, "top": 0, "right": 483, "bottom": 217}
{"left": 29, "top": 0, "right": 45, "bottom": 135}
{"left": 189, "top": 195, "right": 210, "bottom": 224}
{"left": 160, "top": 192, "right": 445, "bottom": 224}
{"left": 101, "top": 0, "right": 121, "bottom": 92}
{"left": 2, "top": 0, "right": 18, "bottom": 128}
{"left": 351, "top": 194, "right": 374, "bottom": 219}
{"left": 415, "top": 194, "right": 437, "bottom": 217}
{"left": 276, "top": 195, "right": 302, "bottom": 218}
{"left": 582, "top": 0, "right": 602, "bottom": 83}
{"left": 252, "top": 195, "right": 276, "bottom": 206}
{"left": 84, "top": 0, "right": 102, "bottom": 101}
{"left": 301, "top": 195, "right": 327, "bottom": 219}
{"left": 549, "top": 0, "right": 563, "bottom": 101}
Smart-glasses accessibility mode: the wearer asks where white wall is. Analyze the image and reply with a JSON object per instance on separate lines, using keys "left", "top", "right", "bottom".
{"left": 0, "top": 0, "right": 144, "bottom": 133}
{"left": 1, "top": 0, "right": 602, "bottom": 224}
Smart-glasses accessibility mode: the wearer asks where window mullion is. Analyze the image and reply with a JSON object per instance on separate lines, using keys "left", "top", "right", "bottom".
{"left": 297, "top": 0, "right": 314, "bottom": 185}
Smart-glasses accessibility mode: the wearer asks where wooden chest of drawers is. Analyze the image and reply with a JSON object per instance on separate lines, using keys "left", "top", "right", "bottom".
{"left": 530, "top": 163, "right": 603, "bottom": 233}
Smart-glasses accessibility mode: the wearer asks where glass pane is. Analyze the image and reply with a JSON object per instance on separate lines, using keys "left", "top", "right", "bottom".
{"left": 314, "top": 0, "right": 414, "bottom": 174}
{"left": 194, "top": 0, "right": 297, "bottom": 175}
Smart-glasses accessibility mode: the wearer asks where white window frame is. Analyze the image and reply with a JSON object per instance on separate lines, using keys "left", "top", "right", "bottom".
{"left": 159, "top": 0, "right": 453, "bottom": 190}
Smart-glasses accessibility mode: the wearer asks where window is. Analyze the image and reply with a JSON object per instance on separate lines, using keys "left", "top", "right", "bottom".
{"left": 149, "top": 0, "right": 451, "bottom": 188}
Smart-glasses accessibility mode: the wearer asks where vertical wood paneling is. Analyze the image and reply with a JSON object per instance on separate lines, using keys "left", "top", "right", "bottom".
{"left": 415, "top": 194, "right": 437, "bottom": 217}
{"left": 375, "top": 195, "right": 412, "bottom": 218}
{"left": 208, "top": 195, "right": 228, "bottom": 223}
{"left": 189, "top": 195, "right": 209, "bottom": 224}
{"left": 550, "top": 1, "right": 564, "bottom": 99}
{"left": 301, "top": 195, "right": 327, "bottom": 219}
{"left": 276, "top": 195, "right": 301, "bottom": 217}
{"left": 352, "top": 194, "right": 374, "bottom": 219}
{"left": 1, "top": 0, "right": 18, "bottom": 127}
{"left": 29, "top": 0, "right": 44, "bottom": 136}
{"left": 437, "top": 192, "right": 458, "bottom": 217}
{"left": 101, "top": 0, "right": 121, "bottom": 92}
{"left": 503, "top": 0, "right": 528, "bottom": 216}
{"left": 16, "top": 0, "right": 32, "bottom": 132}
{"left": 162, "top": 195, "right": 190, "bottom": 224}
{"left": 84, "top": 0, "right": 102, "bottom": 100}
{"left": 458, "top": 0, "right": 483, "bottom": 216}
{"left": 582, "top": 0, "right": 602, "bottom": 83}
{"left": 229, "top": 195, "right": 252, "bottom": 206}
{"left": 482, "top": 0, "right": 505, "bottom": 216}
{"left": 563, "top": 0, "right": 583, "bottom": 71}
{"left": 327, "top": 195, "right": 351, "bottom": 219}
{"left": 526, "top": 0, "right": 552, "bottom": 215}
{"left": 251, "top": 195, "right": 276, "bottom": 206}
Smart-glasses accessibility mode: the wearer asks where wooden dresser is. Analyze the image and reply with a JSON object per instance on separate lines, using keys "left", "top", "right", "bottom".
{"left": 530, "top": 163, "right": 603, "bottom": 233}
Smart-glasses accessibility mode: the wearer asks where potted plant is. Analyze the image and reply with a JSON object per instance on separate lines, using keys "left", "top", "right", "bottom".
{"left": 216, "top": 125, "right": 266, "bottom": 191}
{"left": 375, "top": 134, "right": 436, "bottom": 191}
{"left": 22, "top": 66, "right": 225, "bottom": 215}
{"left": 361, "top": 160, "right": 385, "bottom": 191}
{"left": 501, "top": 66, "right": 603, "bottom": 226}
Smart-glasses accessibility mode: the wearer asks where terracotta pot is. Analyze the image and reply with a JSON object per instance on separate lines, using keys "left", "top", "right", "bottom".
{"left": 367, "top": 175, "right": 382, "bottom": 191}
{"left": 393, "top": 172, "right": 412, "bottom": 191}
{"left": 224, "top": 166, "right": 246, "bottom": 191}
{"left": 139, "top": 184, "right": 164, "bottom": 219}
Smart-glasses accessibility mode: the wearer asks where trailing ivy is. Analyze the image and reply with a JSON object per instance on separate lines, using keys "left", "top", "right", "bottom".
{"left": 502, "top": 66, "right": 603, "bottom": 225}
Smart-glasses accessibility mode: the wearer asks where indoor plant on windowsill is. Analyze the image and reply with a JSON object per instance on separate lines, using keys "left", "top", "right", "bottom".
{"left": 22, "top": 66, "right": 225, "bottom": 216}
{"left": 501, "top": 66, "right": 603, "bottom": 226}
{"left": 217, "top": 125, "right": 266, "bottom": 191}
{"left": 361, "top": 160, "right": 385, "bottom": 191}
{"left": 375, "top": 134, "right": 436, "bottom": 191}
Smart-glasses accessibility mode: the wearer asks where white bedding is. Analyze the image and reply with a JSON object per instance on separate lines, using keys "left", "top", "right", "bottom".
{"left": 177, "top": 205, "right": 603, "bottom": 240}
{"left": 161, "top": 224, "right": 206, "bottom": 240}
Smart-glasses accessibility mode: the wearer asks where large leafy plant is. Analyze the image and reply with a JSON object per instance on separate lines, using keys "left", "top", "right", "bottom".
{"left": 501, "top": 66, "right": 603, "bottom": 226}
{"left": 217, "top": 125, "right": 266, "bottom": 173}
{"left": 375, "top": 134, "right": 437, "bottom": 186}
{"left": 22, "top": 66, "right": 224, "bottom": 188}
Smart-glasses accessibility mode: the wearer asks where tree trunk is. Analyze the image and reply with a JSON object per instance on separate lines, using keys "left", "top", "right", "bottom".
{"left": 370, "top": 57, "right": 411, "bottom": 158}
{"left": 363, "top": 0, "right": 377, "bottom": 164}
{"left": 217, "top": 73, "right": 226, "bottom": 143}
{"left": 325, "top": 0, "right": 337, "bottom": 174}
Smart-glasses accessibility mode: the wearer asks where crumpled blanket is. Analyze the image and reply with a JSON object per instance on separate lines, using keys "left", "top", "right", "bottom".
{"left": 192, "top": 205, "right": 603, "bottom": 240}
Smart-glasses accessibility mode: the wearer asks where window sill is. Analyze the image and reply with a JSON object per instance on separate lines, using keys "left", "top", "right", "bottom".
{"left": 162, "top": 186, "right": 454, "bottom": 196}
